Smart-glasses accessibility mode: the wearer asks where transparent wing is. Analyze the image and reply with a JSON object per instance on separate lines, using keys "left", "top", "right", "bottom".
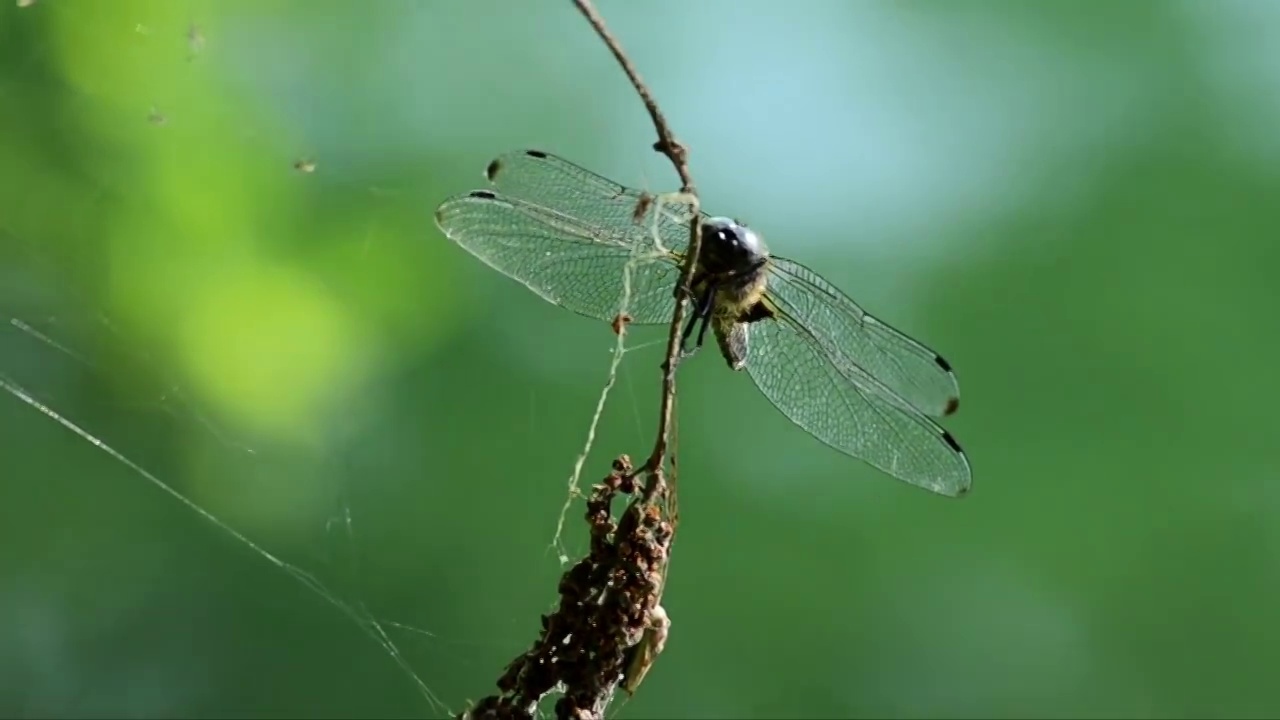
{"left": 765, "top": 256, "right": 961, "bottom": 418}
{"left": 744, "top": 311, "right": 972, "bottom": 496}
{"left": 434, "top": 189, "right": 682, "bottom": 323}
{"left": 483, "top": 149, "right": 702, "bottom": 257}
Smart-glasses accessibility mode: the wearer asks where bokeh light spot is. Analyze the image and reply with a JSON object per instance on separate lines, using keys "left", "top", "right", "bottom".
{"left": 178, "top": 261, "right": 357, "bottom": 440}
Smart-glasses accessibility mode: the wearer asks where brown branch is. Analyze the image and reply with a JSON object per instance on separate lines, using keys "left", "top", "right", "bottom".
{"left": 570, "top": 0, "right": 693, "bottom": 193}
{"left": 462, "top": 3, "right": 697, "bottom": 718}
{"left": 567, "top": 0, "right": 704, "bottom": 490}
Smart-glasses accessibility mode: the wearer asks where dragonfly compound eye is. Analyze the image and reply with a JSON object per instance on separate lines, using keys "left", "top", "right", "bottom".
{"left": 702, "top": 217, "right": 768, "bottom": 275}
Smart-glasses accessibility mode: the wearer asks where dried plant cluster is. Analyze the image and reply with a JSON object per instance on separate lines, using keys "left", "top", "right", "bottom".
{"left": 465, "top": 457, "right": 675, "bottom": 720}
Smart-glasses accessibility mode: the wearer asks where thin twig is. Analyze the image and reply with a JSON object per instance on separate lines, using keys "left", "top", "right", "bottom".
{"left": 570, "top": 0, "right": 693, "bottom": 193}
{"left": 569, "top": 0, "right": 703, "bottom": 492}
{"left": 464, "top": 4, "right": 698, "bottom": 718}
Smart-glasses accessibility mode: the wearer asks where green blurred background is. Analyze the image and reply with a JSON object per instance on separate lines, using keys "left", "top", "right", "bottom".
{"left": 3, "top": 1, "right": 1279, "bottom": 717}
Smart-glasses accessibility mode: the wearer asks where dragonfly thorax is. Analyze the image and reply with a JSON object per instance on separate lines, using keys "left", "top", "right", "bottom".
{"left": 699, "top": 217, "right": 769, "bottom": 278}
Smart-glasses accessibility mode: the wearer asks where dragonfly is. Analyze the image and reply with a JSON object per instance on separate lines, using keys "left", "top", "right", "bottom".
{"left": 433, "top": 150, "right": 971, "bottom": 496}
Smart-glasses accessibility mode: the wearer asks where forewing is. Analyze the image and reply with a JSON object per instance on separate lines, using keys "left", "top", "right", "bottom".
{"left": 766, "top": 256, "right": 961, "bottom": 418}
{"left": 744, "top": 312, "right": 972, "bottom": 496}
{"left": 435, "top": 190, "right": 683, "bottom": 323}
{"left": 483, "top": 149, "right": 702, "bottom": 257}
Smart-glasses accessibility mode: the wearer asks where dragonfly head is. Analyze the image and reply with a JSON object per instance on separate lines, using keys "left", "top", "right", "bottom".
{"left": 699, "top": 217, "right": 768, "bottom": 278}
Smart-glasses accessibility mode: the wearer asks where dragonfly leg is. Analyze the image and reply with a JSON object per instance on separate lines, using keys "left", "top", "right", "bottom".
{"left": 678, "top": 311, "right": 699, "bottom": 352}
{"left": 694, "top": 306, "right": 714, "bottom": 349}
{"left": 679, "top": 284, "right": 717, "bottom": 358}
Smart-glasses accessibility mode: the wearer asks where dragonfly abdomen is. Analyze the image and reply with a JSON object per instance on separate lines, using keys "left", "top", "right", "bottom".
{"left": 707, "top": 272, "right": 770, "bottom": 371}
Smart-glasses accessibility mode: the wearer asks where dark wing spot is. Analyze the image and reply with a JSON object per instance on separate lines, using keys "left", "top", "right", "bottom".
{"left": 525, "top": 149, "right": 549, "bottom": 159}
{"left": 943, "top": 397, "right": 960, "bottom": 416}
{"left": 469, "top": 190, "right": 497, "bottom": 200}
{"left": 935, "top": 354, "right": 952, "bottom": 372}
{"left": 955, "top": 483, "right": 971, "bottom": 498}
{"left": 941, "top": 430, "right": 963, "bottom": 454}
{"left": 485, "top": 158, "right": 502, "bottom": 181}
